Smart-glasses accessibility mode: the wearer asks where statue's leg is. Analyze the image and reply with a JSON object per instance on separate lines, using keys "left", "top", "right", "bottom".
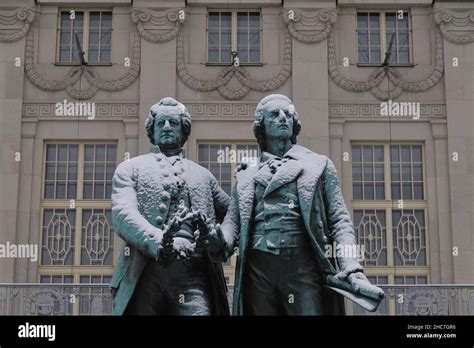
{"left": 164, "top": 258, "right": 211, "bottom": 316}
{"left": 123, "top": 261, "right": 167, "bottom": 315}
{"left": 277, "top": 247, "right": 326, "bottom": 315}
{"left": 242, "top": 249, "right": 280, "bottom": 315}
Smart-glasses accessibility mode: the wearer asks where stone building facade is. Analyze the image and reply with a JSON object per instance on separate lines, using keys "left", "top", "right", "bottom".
{"left": 0, "top": 0, "right": 473, "bottom": 314}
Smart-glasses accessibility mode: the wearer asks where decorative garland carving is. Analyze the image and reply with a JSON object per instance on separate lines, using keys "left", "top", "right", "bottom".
{"left": 24, "top": 25, "right": 141, "bottom": 100}
{"left": 435, "top": 10, "right": 474, "bottom": 44}
{"left": 284, "top": 8, "right": 337, "bottom": 44}
{"left": 324, "top": 14, "right": 445, "bottom": 100}
{"left": 176, "top": 29, "right": 292, "bottom": 100}
{"left": 7, "top": 6, "right": 474, "bottom": 101}
{"left": 0, "top": 7, "right": 35, "bottom": 42}
{"left": 131, "top": 8, "right": 185, "bottom": 43}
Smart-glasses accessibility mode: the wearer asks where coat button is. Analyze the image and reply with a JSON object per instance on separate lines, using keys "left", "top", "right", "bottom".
{"left": 163, "top": 172, "right": 169, "bottom": 177}
{"left": 318, "top": 221, "right": 324, "bottom": 228}
{"left": 159, "top": 204, "right": 167, "bottom": 212}
{"left": 156, "top": 216, "right": 164, "bottom": 225}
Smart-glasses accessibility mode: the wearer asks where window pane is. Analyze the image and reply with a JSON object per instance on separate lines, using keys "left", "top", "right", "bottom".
{"left": 374, "top": 145, "right": 384, "bottom": 162}
{"left": 401, "top": 164, "right": 411, "bottom": 181}
{"left": 221, "top": 13, "right": 231, "bottom": 28}
{"left": 102, "top": 12, "right": 112, "bottom": 28}
{"left": 46, "top": 163, "right": 56, "bottom": 180}
{"left": 370, "top": 49, "right": 380, "bottom": 63}
{"left": 237, "top": 13, "right": 248, "bottom": 28}
{"left": 364, "top": 184, "right": 374, "bottom": 199}
{"left": 357, "top": 13, "right": 368, "bottom": 29}
{"left": 41, "top": 209, "right": 75, "bottom": 266}
{"left": 393, "top": 209, "right": 427, "bottom": 266}
{"left": 374, "top": 164, "right": 384, "bottom": 181}
{"left": 96, "top": 145, "right": 105, "bottom": 161}
{"left": 80, "top": 209, "right": 114, "bottom": 265}
{"left": 249, "top": 49, "right": 260, "bottom": 63}
{"left": 363, "top": 164, "right": 373, "bottom": 181}
{"left": 89, "top": 29, "right": 99, "bottom": 45}
{"left": 353, "top": 209, "right": 387, "bottom": 266}
{"left": 44, "top": 144, "right": 78, "bottom": 199}
{"left": 88, "top": 48, "right": 99, "bottom": 62}
{"left": 413, "top": 182, "right": 423, "bottom": 199}
{"left": 369, "top": 31, "right": 380, "bottom": 45}
{"left": 209, "top": 13, "right": 219, "bottom": 28}
{"left": 390, "top": 145, "right": 399, "bottom": 162}
{"left": 353, "top": 183, "right": 362, "bottom": 199}
{"left": 358, "top": 47, "right": 369, "bottom": 63}
{"left": 369, "top": 13, "right": 380, "bottom": 29}
{"left": 386, "top": 13, "right": 396, "bottom": 28}
{"left": 375, "top": 183, "right": 384, "bottom": 199}
{"left": 102, "top": 31, "right": 112, "bottom": 46}
{"left": 362, "top": 145, "right": 373, "bottom": 162}
{"left": 358, "top": 30, "right": 368, "bottom": 46}
{"left": 352, "top": 164, "right": 362, "bottom": 180}
{"left": 100, "top": 49, "right": 111, "bottom": 62}
{"left": 399, "top": 47, "right": 409, "bottom": 63}
{"left": 249, "top": 13, "right": 260, "bottom": 28}
{"left": 83, "top": 144, "right": 117, "bottom": 200}
{"left": 391, "top": 183, "right": 401, "bottom": 199}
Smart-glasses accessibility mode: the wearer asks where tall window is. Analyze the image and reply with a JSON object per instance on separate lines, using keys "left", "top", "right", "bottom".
{"left": 357, "top": 11, "right": 411, "bottom": 64}
{"left": 198, "top": 142, "right": 260, "bottom": 282}
{"left": 40, "top": 143, "right": 117, "bottom": 285}
{"left": 207, "top": 11, "right": 261, "bottom": 64}
{"left": 57, "top": 10, "right": 112, "bottom": 64}
{"left": 351, "top": 143, "right": 428, "bottom": 284}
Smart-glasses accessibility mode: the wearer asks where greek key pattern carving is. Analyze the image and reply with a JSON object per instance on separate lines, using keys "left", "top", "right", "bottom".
{"left": 22, "top": 102, "right": 139, "bottom": 117}
{"left": 329, "top": 104, "right": 446, "bottom": 119}
{"left": 0, "top": 7, "right": 35, "bottom": 42}
{"left": 186, "top": 103, "right": 256, "bottom": 118}
{"left": 435, "top": 10, "right": 474, "bottom": 44}
{"left": 131, "top": 8, "right": 185, "bottom": 43}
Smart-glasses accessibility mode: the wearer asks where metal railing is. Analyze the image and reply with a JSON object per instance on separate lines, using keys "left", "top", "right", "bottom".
{"left": 0, "top": 284, "right": 472, "bottom": 315}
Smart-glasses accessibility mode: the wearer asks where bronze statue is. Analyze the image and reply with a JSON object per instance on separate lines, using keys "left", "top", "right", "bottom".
{"left": 206, "top": 94, "right": 385, "bottom": 315}
{"left": 109, "top": 97, "right": 230, "bottom": 315}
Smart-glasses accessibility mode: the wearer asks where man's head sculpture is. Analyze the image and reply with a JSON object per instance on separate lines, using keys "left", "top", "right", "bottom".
{"left": 252, "top": 94, "right": 302, "bottom": 152}
{"left": 145, "top": 97, "right": 192, "bottom": 148}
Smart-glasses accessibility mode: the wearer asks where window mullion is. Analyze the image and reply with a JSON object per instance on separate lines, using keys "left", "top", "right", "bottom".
{"left": 387, "top": 204, "right": 394, "bottom": 268}
{"left": 74, "top": 206, "right": 82, "bottom": 267}
{"left": 380, "top": 12, "right": 386, "bottom": 64}
{"left": 385, "top": 143, "right": 392, "bottom": 201}
{"left": 77, "top": 144, "right": 85, "bottom": 200}
{"left": 231, "top": 11, "right": 237, "bottom": 53}
{"left": 83, "top": 11, "right": 90, "bottom": 61}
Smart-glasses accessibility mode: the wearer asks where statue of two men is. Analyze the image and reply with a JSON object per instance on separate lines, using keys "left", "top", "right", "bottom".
{"left": 110, "top": 94, "right": 384, "bottom": 316}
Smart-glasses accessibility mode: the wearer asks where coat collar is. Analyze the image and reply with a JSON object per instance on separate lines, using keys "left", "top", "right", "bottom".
{"left": 256, "top": 145, "right": 307, "bottom": 197}
{"left": 150, "top": 145, "right": 184, "bottom": 165}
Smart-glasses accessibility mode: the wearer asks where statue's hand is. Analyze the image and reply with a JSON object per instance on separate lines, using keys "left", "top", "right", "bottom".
{"left": 172, "top": 236, "right": 196, "bottom": 259}
{"left": 348, "top": 272, "right": 385, "bottom": 300}
{"left": 207, "top": 224, "right": 226, "bottom": 254}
